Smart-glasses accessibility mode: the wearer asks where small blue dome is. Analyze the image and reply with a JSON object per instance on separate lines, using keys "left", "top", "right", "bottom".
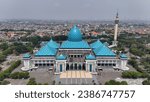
{"left": 68, "top": 25, "right": 82, "bottom": 42}
{"left": 23, "top": 53, "right": 31, "bottom": 58}
{"left": 56, "top": 54, "right": 67, "bottom": 60}
{"left": 86, "top": 54, "right": 96, "bottom": 60}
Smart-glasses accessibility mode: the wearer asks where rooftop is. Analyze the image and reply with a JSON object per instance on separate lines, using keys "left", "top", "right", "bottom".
{"left": 23, "top": 53, "right": 31, "bottom": 58}
{"left": 35, "top": 44, "right": 57, "bottom": 56}
{"left": 90, "top": 39, "right": 103, "bottom": 49}
{"left": 86, "top": 54, "right": 96, "bottom": 60}
{"left": 47, "top": 39, "right": 60, "bottom": 48}
{"left": 120, "top": 54, "right": 128, "bottom": 59}
{"left": 56, "top": 54, "right": 67, "bottom": 60}
{"left": 94, "top": 45, "right": 116, "bottom": 57}
{"left": 60, "top": 40, "right": 90, "bottom": 49}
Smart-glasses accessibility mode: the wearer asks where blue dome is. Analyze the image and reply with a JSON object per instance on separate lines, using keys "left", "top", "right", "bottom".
{"left": 68, "top": 25, "right": 82, "bottom": 42}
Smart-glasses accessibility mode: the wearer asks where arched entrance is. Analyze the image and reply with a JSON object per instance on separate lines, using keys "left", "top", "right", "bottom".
{"left": 66, "top": 64, "right": 69, "bottom": 71}
{"left": 66, "top": 63, "right": 86, "bottom": 71}
{"left": 82, "top": 64, "right": 86, "bottom": 70}
{"left": 60, "top": 64, "right": 62, "bottom": 72}
{"left": 79, "top": 64, "right": 82, "bottom": 70}
{"left": 74, "top": 63, "right": 77, "bottom": 70}
{"left": 70, "top": 64, "right": 73, "bottom": 70}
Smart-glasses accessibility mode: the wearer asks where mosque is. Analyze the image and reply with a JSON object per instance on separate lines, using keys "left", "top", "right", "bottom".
{"left": 22, "top": 14, "right": 129, "bottom": 75}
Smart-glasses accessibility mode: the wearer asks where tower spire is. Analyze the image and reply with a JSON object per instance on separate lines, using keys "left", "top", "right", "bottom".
{"left": 112, "top": 12, "right": 119, "bottom": 46}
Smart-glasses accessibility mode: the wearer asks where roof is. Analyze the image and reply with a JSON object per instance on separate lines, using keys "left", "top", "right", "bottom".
{"left": 47, "top": 39, "right": 60, "bottom": 48}
{"left": 94, "top": 45, "right": 116, "bottom": 57}
{"left": 56, "top": 54, "right": 67, "bottom": 60}
{"left": 23, "top": 53, "right": 31, "bottom": 58}
{"left": 68, "top": 25, "right": 82, "bottom": 42}
{"left": 120, "top": 54, "right": 128, "bottom": 59}
{"left": 35, "top": 44, "right": 57, "bottom": 56}
{"left": 86, "top": 54, "right": 96, "bottom": 60}
{"left": 60, "top": 40, "right": 90, "bottom": 49}
{"left": 90, "top": 39, "right": 103, "bottom": 49}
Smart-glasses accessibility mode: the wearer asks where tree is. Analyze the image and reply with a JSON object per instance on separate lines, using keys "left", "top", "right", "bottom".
{"left": 0, "top": 42, "right": 9, "bottom": 51}
{"left": 0, "top": 80, "right": 10, "bottom": 85}
{"left": 0, "top": 54, "right": 5, "bottom": 63}
{"left": 142, "top": 80, "right": 150, "bottom": 85}
{"left": 0, "top": 60, "right": 21, "bottom": 81}
{"left": 121, "top": 71, "right": 148, "bottom": 79}
{"left": 105, "top": 80, "right": 128, "bottom": 85}
{"left": 28, "top": 36, "right": 41, "bottom": 47}
{"left": 128, "top": 59, "right": 138, "bottom": 68}
{"left": 2, "top": 48, "right": 13, "bottom": 56}
{"left": 10, "top": 72, "right": 29, "bottom": 79}
{"left": 120, "top": 81, "right": 128, "bottom": 85}
{"left": 27, "top": 78, "right": 37, "bottom": 85}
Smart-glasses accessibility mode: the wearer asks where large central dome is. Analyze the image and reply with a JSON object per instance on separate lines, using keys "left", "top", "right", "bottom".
{"left": 68, "top": 25, "right": 82, "bottom": 42}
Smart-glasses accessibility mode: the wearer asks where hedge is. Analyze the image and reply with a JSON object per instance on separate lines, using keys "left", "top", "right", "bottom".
{"left": 10, "top": 72, "right": 29, "bottom": 79}
{"left": 105, "top": 80, "right": 128, "bottom": 85}
{"left": 122, "top": 71, "right": 148, "bottom": 79}
{"left": 0, "top": 60, "right": 21, "bottom": 81}
{"left": 0, "top": 80, "right": 10, "bottom": 85}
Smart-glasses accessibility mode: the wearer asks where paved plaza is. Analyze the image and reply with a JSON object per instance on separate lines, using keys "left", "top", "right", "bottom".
{"left": 60, "top": 71, "right": 92, "bottom": 78}
{"left": 56, "top": 71, "right": 98, "bottom": 85}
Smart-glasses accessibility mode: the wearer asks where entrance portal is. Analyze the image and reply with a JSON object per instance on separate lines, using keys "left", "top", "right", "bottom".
{"left": 82, "top": 64, "right": 86, "bottom": 70}
{"left": 67, "top": 63, "right": 86, "bottom": 71}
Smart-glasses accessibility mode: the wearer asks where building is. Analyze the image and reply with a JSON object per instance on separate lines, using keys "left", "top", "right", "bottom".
{"left": 22, "top": 25, "right": 129, "bottom": 74}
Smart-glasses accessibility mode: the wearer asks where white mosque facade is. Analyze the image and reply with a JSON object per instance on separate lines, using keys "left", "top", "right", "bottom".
{"left": 22, "top": 25, "right": 129, "bottom": 74}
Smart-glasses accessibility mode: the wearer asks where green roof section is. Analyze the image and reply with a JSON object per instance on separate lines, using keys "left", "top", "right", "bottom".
{"left": 94, "top": 45, "right": 116, "bottom": 57}
{"left": 86, "top": 54, "right": 96, "bottom": 60}
{"left": 120, "top": 54, "right": 128, "bottom": 59}
{"left": 90, "top": 39, "right": 103, "bottom": 49}
{"left": 35, "top": 44, "right": 57, "bottom": 56}
{"left": 47, "top": 39, "right": 60, "bottom": 48}
{"left": 60, "top": 40, "right": 90, "bottom": 49}
{"left": 56, "top": 54, "right": 67, "bottom": 60}
{"left": 23, "top": 53, "right": 31, "bottom": 58}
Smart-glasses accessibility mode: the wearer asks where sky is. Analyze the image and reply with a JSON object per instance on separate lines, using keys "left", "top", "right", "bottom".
{"left": 0, "top": 0, "right": 150, "bottom": 21}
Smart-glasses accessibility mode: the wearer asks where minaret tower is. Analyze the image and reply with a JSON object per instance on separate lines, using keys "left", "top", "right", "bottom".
{"left": 113, "top": 12, "right": 119, "bottom": 46}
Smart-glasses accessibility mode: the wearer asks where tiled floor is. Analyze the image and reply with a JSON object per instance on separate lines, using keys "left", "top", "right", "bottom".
{"left": 58, "top": 71, "right": 94, "bottom": 85}
{"left": 60, "top": 71, "right": 92, "bottom": 79}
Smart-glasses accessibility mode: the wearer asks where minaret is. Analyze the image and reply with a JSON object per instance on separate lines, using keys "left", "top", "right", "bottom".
{"left": 113, "top": 12, "right": 119, "bottom": 46}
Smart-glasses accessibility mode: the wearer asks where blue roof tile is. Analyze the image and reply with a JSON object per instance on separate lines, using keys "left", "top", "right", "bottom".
{"left": 35, "top": 44, "right": 57, "bottom": 56}
{"left": 60, "top": 40, "right": 90, "bottom": 49}
{"left": 23, "top": 53, "right": 31, "bottom": 58}
{"left": 90, "top": 39, "right": 103, "bottom": 49}
{"left": 94, "top": 45, "right": 116, "bottom": 57}
{"left": 86, "top": 54, "right": 96, "bottom": 60}
{"left": 56, "top": 54, "right": 67, "bottom": 60}
{"left": 47, "top": 39, "right": 60, "bottom": 48}
{"left": 120, "top": 54, "right": 128, "bottom": 59}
